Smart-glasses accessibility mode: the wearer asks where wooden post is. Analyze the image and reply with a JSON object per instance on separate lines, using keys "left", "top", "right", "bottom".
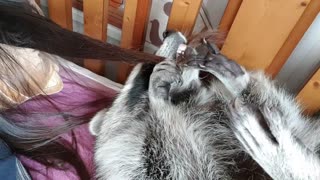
{"left": 117, "top": 0, "right": 152, "bottom": 84}
{"left": 297, "top": 68, "right": 320, "bottom": 115}
{"left": 48, "top": 0, "right": 73, "bottom": 30}
{"left": 167, "top": 0, "right": 202, "bottom": 36}
{"left": 221, "top": 0, "right": 311, "bottom": 73}
{"left": 110, "top": 0, "right": 123, "bottom": 8}
{"left": 266, "top": 0, "right": 320, "bottom": 77}
{"left": 83, "top": 0, "right": 109, "bottom": 75}
{"left": 218, "top": 0, "right": 243, "bottom": 36}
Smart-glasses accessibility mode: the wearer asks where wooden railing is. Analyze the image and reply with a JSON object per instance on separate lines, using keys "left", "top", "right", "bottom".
{"left": 44, "top": 0, "right": 320, "bottom": 114}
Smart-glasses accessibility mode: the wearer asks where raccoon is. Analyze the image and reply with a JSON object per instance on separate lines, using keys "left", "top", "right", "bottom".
{"left": 89, "top": 32, "right": 320, "bottom": 180}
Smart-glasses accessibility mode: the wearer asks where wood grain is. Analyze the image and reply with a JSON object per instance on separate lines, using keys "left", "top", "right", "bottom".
{"left": 117, "top": 0, "right": 152, "bottom": 84}
{"left": 266, "top": 0, "right": 320, "bottom": 77}
{"left": 219, "top": 0, "right": 243, "bottom": 35}
{"left": 83, "top": 0, "right": 109, "bottom": 75}
{"left": 167, "top": 0, "right": 203, "bottom": 36}
{"left": 110, "top": 0, "right": 123, "bottom": 8}
{"left": 72, "top": 0, "right": 123, "bottom": 29}
{"left": 48, "top": 0, "right": 73, "bottom": 30}
{"left": 221, "top": 0, "right": 311, "bottom": 73}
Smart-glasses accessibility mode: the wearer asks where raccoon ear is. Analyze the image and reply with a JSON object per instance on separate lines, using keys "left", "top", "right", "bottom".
{"left": 89, "top": 109, "right": 107, "bottom": 136}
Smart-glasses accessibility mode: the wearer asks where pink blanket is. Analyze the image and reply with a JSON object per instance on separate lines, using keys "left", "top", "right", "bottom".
{"left": 12, "top": 67, "right": 119, "bottom": 180}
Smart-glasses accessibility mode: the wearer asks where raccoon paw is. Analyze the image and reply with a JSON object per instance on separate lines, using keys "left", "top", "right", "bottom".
{"left": 229, "top": 99, "right": 320, "bottom": 180}
{"left": 187, "top": 53, "right": 249, "bottom": 96}
{"left": 228, "top": 98, "right": 279, "bottom": 150}
{"left": 228, "top": 99, "right": 280, "bottom": 172}
{"left": 149, "top": 60, "right": 182, "bottom": 100}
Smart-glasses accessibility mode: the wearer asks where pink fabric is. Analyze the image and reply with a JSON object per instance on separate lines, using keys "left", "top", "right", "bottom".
{"left": 13, "top": 67, "right": 119, "bottom": 180}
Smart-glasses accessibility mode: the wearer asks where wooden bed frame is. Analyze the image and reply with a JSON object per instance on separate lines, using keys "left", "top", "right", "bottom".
{"left": 42, "top": 0, "right": 320, "bottom": 114}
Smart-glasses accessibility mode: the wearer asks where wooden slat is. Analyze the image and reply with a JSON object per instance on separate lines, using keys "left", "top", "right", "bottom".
{"left": 167, "top": 0, "right": 203, "bottom": 36}
{"left": 267, "top": 0, "right": 320, "bottom": 77}
{"left": 221, "top": 0, "right": 311, "bottom": 73}
{"left": 72, "top": 0, "right": 123, "bottom": 29}
{"left": 117, "top": 0, "right": 152, "bottom": 84}
{"left": 107, "top": 7, "right": 124, "bottom": 28}
{"left": 48, "top": 0, "right": 73, "bottom": 30}
{"left": 83, "top": 0, "right": 109, "bottom": 75}
{"left": 110, "top": 0, "right": 123, "bottom": 8}
{"left": 218, "top": 0, "right": 243, "bottom": 36}
{"left": 297, "top": 68, "right": 320, "bottom": 115}
{"left": 111, "top": 0, "right": 123, "bottom": 3}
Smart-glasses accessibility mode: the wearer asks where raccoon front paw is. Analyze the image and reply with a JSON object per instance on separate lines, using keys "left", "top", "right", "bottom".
{"left": 227, "top": 99, "right": 294, "bottom": 179}
{"left": 187, "top": 53, "right": 249, "bottom": 96}
{"left": 228, "top": 99, "right": 279, "bottom": 154}
{"left": 149, "top": 60, "right": 182, "bottom": 100}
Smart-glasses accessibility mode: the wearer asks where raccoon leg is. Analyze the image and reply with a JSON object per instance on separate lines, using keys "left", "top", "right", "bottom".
{"left": 299, "top": 117, "right": 320, "bottom": 154}
{"left": 187, "top": 54, "right": 320, "bottom": 151}
{"left": 91, "top": 31, "right": 188, "bottom": 179}
{"left": 149, "top": 60, "right": 183, "bottom": 102}
{"left": 89, "top": 63, "right": 154, "bottom": 136}
{"left": 228, "top": 99, "right": 320, "bottom": 180}
{"left": 90, "top": 30, "right": 187, "bottom": 135}
{"left": 183, "top": 48, "right": 320, "bottom": 178}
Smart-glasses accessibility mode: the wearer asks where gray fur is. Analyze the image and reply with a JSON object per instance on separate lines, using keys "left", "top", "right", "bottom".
{"left": 90, "top": 33, "right": 320, "bottom": 179}
{"left": 155, "top": 31, "right": 187, "bottom": 59}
